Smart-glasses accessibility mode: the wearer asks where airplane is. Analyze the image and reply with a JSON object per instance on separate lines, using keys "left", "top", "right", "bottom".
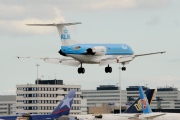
{"left": 20, "top": 22, "right": 165, "bottom": 74}
{"left": 74, "top": 86, "right": 180, "bottom": 120}
{"left": 122, "top": 86, "right": 180, "bottom": 120}
{"left": 0, "top": 89, "right": 76, "bottom": 120}
{"left": 71, "top": 88, "right": 156, "bottom": 120}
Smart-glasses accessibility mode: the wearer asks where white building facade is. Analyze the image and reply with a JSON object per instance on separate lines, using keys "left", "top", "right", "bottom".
{"left": 151, "top": 86, "right": 180, "bottom": 109}
{"left": 16, "top": 80, "right": 83, "bottom": 115}
{"left": 82, "top": 85, "right": 127, "bottom": 108}
{"left": 0, "top": 95, "right": 16, "bottom": 115}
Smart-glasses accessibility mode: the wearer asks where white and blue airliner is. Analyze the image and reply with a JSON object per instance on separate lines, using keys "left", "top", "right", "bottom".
{"left": 25, "top": 22, "right": 165, "bottom": 74}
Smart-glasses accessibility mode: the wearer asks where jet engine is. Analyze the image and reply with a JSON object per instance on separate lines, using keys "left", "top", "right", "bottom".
{"left": 87, "top": 46, "right": 107, "bottom": 56}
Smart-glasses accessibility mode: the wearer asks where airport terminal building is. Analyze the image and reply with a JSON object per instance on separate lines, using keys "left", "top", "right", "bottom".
{"left": 82, "top": 85, "right": 127, "bottom": 113}
{"left": 0, "top": 95, "right": 16, "bottom": 115}
{"left": 2, "top": 81, "right": 180, "bottom": 115}
{"left": 16, "top": 80, "right": 83, "bottom": 115}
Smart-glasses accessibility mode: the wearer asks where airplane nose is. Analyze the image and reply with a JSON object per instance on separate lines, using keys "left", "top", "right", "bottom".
{"left": 58, "top": 49, "right": 66, "bottom": 56}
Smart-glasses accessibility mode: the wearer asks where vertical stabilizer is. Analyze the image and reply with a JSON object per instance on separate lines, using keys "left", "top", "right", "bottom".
{"left": 26, "top": 22, "right": 81, "bottom": 46}
{"left": 124, "top": 89, "right": 155, "bottom": 113}
{"left": 51, "top": 89, "right": 76, "bottom": 116}
{"left": 138, "top": 86, "right": 152, "bottom": 114}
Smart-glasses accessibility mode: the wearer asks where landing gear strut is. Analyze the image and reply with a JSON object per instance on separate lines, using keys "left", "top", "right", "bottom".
{"left": 105, "top": 65, "right": 112, "bottom": 73}
{"left": 78, "top": 63, "right": 85, "bottom": 74}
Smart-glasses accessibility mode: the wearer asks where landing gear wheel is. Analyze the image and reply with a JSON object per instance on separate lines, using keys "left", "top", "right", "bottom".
{"left": 105, "top": 67, "right": 108, "bottom": 73}
{"left": 78, "top": 68, "right": 81, "bottom": 74}
{"left": 109, "top": 67, "right": 112, "bottom": 73}
{"left": 122, "top": 67, "right": 126, "bottom": 71}
{"left": 105, "top": 66, "right": 112, "bottom": 73}
{"left": 77, "top": 67, "right": 85, "bottom": 74}
{"left": 82, "top": 68, "right": 85, "bottom": 74}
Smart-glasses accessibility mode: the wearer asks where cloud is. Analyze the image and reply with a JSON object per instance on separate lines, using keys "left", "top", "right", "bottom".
{"left": 85, "top": 0, "right": 138, "bottom": 10}
{"left": 0, "top": 4, "right": 24, "bottom": 19}
{"left": 0, "top": 0, "right": 172, "bottom": 35}
{"left": 0, "top": 7, "right": 66, "bottom": 36}
{"left": 83, "top": 0, "right": 172, "bottom": 10}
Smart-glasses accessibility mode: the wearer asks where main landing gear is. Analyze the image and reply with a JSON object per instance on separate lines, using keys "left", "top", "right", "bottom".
{"left": 122, "top": 66, "right": 126, "bottom": 71}
{"left": 78, "top": 63, "right": 85, "bottom": 74}
{"left": 105, "top": 65, "right": 126, "bottom": 73}
{"left": 105, "top": 65, "right": 112, "bottom": 73}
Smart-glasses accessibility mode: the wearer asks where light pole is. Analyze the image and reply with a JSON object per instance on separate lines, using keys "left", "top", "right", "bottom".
{"left": 36, "top": 64, "right": 40, "bottom": 80}
{"left": 36, "top": 64, "right": 40, "bottom": 114}
{"left": 118, "top": 64, "right": 121, "bottom": 114}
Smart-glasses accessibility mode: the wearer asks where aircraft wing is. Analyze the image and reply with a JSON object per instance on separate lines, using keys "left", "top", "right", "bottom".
{"left": 143, "top": 113, "right": 166, "bottom": 119}
{"left": 134, "top": 51, "right": 165, "bottom": 57}
{"left": 114, "top": 113, "right": 166, "bottom": 119}
{"left": 17, "top": 56, "right": 80, "bottom": 67}
{"left": 99, "top": 51, "right": 165, "bottom": 66}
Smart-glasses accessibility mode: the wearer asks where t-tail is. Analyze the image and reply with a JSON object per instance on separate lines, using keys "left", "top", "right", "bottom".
{"left": 138, "top": 86, "right": 153, "bottom": 114}
{"left": 51, "top": 89, "right": 76, "bottom": 116}
{"left": 26, "top": 22, "right": 81, "bottom": 46}
{"left": 124, "top": 88, "right": 155, "bottom": 113}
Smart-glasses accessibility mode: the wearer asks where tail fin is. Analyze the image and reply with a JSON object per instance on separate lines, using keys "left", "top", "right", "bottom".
{"left": 138, "top": 86, "right": 153, "bottom": 114}
{"left": 51, "top": 89, "right": 76, "bottom": 116}
{"left": 26, "top": 22, "right": 81, "bottom": 46}
{"left": 124, "top": 89, "right": 155, "bottom": 113}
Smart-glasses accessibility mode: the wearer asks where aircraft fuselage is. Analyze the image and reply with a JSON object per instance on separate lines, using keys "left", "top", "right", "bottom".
{"left": 60, "top": 44, "right": 134, "bottom": 63}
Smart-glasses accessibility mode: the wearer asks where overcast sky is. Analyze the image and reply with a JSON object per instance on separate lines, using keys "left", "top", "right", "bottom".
{"left": 0, "top": 0, "right": 180, "bottom": 95}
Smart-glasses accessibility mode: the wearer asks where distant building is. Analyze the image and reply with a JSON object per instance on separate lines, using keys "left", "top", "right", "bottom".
{"left": 0, "top": 95, "right": 16, "bottom": 115}
{"left": 81, "top": 99, "right": 87, "bottom": 114}
{"left": 16, "top": 79, "right": 83, "bottom": 115}
{"left": 151, "top": 86, "right": 180, "bottom": 109}
{"left": 82, "top": 85, "right": 127, "bottom": 113}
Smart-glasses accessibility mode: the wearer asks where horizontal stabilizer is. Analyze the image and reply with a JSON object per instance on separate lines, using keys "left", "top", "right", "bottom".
{"left": 26, "top": 22, "right": 81, "bottom": 26}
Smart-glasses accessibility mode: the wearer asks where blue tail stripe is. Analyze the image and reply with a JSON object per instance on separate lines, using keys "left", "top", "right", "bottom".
{"left": 138, "top": 86, "right": 152, "bottom": 114}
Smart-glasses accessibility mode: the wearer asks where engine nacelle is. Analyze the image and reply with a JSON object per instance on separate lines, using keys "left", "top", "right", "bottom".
{"left": 87, "top": 46, "right": 107, "bottom": 56}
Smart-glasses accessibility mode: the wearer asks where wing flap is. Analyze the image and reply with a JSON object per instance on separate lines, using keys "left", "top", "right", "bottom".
{"left": 99, "top": 56, "right": 133, "bottom": 66}
{"left": 99, "top": 59, "right": 117, "bottom": 66}
{"left": 44, "top": 58, "right": 60, "bottom": 64}
{"left": 60, "top": 60, "right": 80, "bottom": 67}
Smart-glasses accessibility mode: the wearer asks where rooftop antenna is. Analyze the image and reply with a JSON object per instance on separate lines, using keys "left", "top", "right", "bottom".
{"left": 36, "top": 64, "right": 40, "bottom": 80}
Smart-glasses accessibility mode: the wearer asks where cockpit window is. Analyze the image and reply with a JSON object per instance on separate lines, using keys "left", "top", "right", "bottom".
{"left": 74, "top": 46, "right": 81, "bottom": 50}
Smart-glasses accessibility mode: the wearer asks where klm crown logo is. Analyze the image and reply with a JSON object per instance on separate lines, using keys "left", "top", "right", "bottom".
{"left": 134, "top": 100, "right": 142, "bottom": 111}
{"left": 61, "top": 29, "right": 70, "bottom": 40}
{"left": 64, "top": 29, "right": 68, "bottom": 34}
